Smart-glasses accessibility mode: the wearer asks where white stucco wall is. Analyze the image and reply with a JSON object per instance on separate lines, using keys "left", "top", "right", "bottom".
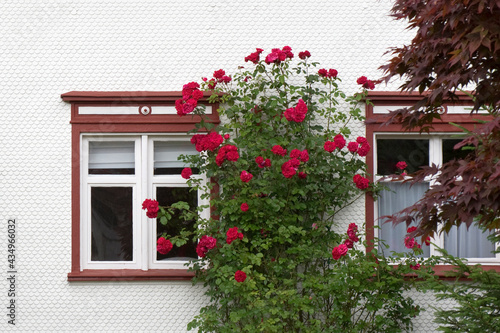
{"left": 0, "top": 0, "right": 451, "bottom": 331}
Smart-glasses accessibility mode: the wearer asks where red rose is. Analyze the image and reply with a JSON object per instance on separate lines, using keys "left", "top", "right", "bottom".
{"left": 410, "top": 263, "right": 421, "bottom": 270}
{"left": 318, "top": 68, "right": 328, "bottom": 77}
{"left": 356, "top": 137, "right": 367, "bottom": 144}
{"left": 407, "top": 226, "right": 417, "bottom": 233}
{"left": 333, "top": 134, "right": 346, "bottom": 149}
{"left": 196, "top": 235, "right": 217, "bottom": 258}
{"left": 363, "top": 80, "right": 375, "bottom": 90}
{"left": 284, "top": 99, "right": 308, "bottom": 122}
{"left": 224, "top": 134, "right": 230, "bottom": 140}
{"left": 356, "top": 137, "right": 368, "bottom": 144}
{"left": 298, "top": 50, "right": 311, "bottom": 59}
{"left": 255, "top": 156, "right": 271, "bottom": 168}
{"left": 328, "top": 69, "right": 338, "bottom": 78}
{"left": 290, "top": 149, "right": 301, "bottom": 159}
{"left": 348, "top": 223, "right": 358, "bottom": 233}
{"left": 142, "top": 199, "right": 159, "bottom": 218}
{"left": 192, "top": 90, "right": 204, "bottom": 100}
{"left": 240, "top": 203, "right": 249, "bottom": 212}
{"left": 157, "top": 237, "right": 173, "bottom": 255}
{"left": 338, "top": 244, "right": 348, "bottom": 256}
{"left": 240, "top": 170, "right": 253, "bottom": 183}
{"left": 181, "top": 167, "right": 192, "bottom": 179}
{"left": 191, "top": 132, "right": 223, "bottom": 152}
{"left": 356, "top": 76, "right": 368, "bottom": 85}
{"left": 344, "top": 239, "right": 354, "bottom": 249}
{"left": 282, "top": 45, "right": 293, "bottom": 59}
{"left": 396, "top": 161, "right": 408, "bottom": 170}
{"left": 404, "top": 237, "right": 416, "bottom": 249}
{"left": 424, "top": 237, "right": 431, "bottom": 246}
{"left": 353, "top": 174, "right": 369, "bottom": 190}
{"left": 300, "top": 150, "right": 309, "bottom": 162}
{"left": 226, "top": 227, "right": 244, "bottom": 244}
{"left": 298, "top": 172, "right": 307, "bottom": 179}
{"left": 332, "top": 245, "right": 349, "bottom": 260}
{"left": 220, "top": 75, "right": 232, "bottom": 83}
{"left": 357, "top": 143, "right": 370, "bottom": 157}
{"left": 347, "top": 142, "right": 358, "bottom": 153}
{"left": 245, "top": 51, "right": 260, "bottom": 64}
{"left": 281, "top": 158, "right": 300, "bottom": 178}
{"left": 271, "top": 145, "right": 287, "bottom": 156}
{"left": 207, "top": 79, "right": 217, "bottom": 90}
{"left": 234, "top": 270, "right": 247, "bottom": 282}
{"left": 213, "top": 69, "right": 225, "bottom": 79}
{"left": 324, "top": 141, "right": 335, "bottom": 153}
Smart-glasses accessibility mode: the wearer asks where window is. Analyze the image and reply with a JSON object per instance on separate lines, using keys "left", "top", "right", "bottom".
{"left": 365, "top": 92, "right": 499, "bottom": 268}
{"left": 375, "top": 135, "right": 495, "bottom": 261}
{"left": 62, "top": 91, "right": 219, "bottom": 280}
{"left": 81, "top": 135, "right": 207, "bottom": 270}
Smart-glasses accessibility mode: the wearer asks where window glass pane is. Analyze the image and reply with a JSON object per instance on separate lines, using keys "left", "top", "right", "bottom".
{"left": 91, "top": 187, "right": 133, "bottom": 261}
{"left": 442, "top": 139, "right": 472, "bottom": 163}
{"left": 378, "top": 182, "right": 430, "bottom": 257}
{"left": 377, "top": 139, "right": 429, "bottom": 175}
{"left": 89, "top": 141, "right": 135, "bottom": 174}
{"left": 444, "top": 224, "right": 495, "bottom": 258}
{"left": 154, "top": 141, "right": 199, "bottom": 175}
{"left": 156, "top": 187, "right": 198, "bottom": 260}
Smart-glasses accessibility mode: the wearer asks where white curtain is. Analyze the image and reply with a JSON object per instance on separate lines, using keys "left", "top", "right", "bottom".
{"left": 154, "top": 141, "right": 198, "bottom": 169}
{"left": 444, "top": 224, "right": 495, "bottom": 258}
{"left": 89, "top": 141, "right": 135, "bottom": 171}
{"left": 378, "top": 182, "right": 430, "bottom": 257}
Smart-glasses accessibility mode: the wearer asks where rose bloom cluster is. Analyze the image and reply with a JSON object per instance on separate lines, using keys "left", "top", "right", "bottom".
{"left": 265, "top": 46, "right": 294, "bottom": 64}
{"left": 240, "top": 170, "right": 253, "bottom": 183}
{"left": 346, "top": 137, "right": 371, "bottom": 157}
{"left": 405, "top": 226, "right": 431, "bottom": 250}
{"left": 318, "top": 68, "right": 338, "bottom": 79}
{"left": 255, "top": 156, "right": 271, "bottom": 168}
{"left": 298, "top": 50, "right": 311, "bottom": 59}
{"left": 281, "top": 149, "right": 309, "bottom": 178}
{"left": 196, "top": 235, "right": 217, "bottom": 258}
{"left": 157, "top": 237, "right": 173, "bottom": 255}
{"left": 353, "top": 174, "right": 370, "bottom": 190}
{"left": 284, "top": 99, "right": 308, "bottom": 123}
{"left": 271, "top": 145, "right": 287, "bottom": 156}
{"left": 227, "top": 227, "right": 244, "bottom": 244}
{"left": 332, "top": 223, "right": 360, "bottom": 260}
{"left": 216, "top": 144, "right": 240, "bottom": 166}
{"left": 356, "top": 76, "right": 376, "bottom": 90}
{"left": 324, "top": 134, "right": 347, "bottom": 152}
{"left": 142, "top": 199, "right": 159, "bottom": 218}
{"left": 191, "top": 132, "right": 224, "bottom": 152}
{"left": 201, "top": 69, "right": 232, "bottom": 90}
{"left": 175, "top": 82, "right": 204, "bottom": 116}
{"left": 244, "top": 48, "right": 264, "bottom": 64}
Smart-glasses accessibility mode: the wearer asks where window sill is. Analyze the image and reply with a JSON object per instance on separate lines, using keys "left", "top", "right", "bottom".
{"left": 67, "top": 269, "right": 195, "bottom": 281}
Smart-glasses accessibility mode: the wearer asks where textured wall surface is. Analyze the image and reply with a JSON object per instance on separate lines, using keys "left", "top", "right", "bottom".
{"left": 0, "top": 0, "right": 452, "bottom": 331}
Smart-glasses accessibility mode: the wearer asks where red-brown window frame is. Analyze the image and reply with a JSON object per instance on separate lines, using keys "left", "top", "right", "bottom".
{"left": 364, "top": 91, "right": 500, "bottom": 276}
{"left": 62, "top": 91, "right": 219, "bottom": 281}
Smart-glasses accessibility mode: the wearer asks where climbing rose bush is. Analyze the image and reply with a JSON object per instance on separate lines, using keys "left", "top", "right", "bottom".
{"left": 144, "top": 47, "right": 438, "bottom": 332}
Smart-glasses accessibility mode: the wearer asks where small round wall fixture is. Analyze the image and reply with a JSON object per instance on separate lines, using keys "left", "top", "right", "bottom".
{"left": 139, "top": 106, "right": 151, "bottom": 115}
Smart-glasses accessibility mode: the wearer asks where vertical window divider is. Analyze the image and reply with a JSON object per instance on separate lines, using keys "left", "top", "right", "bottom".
{"left": 140, "top": 135, "right": 149, "bottom": 271}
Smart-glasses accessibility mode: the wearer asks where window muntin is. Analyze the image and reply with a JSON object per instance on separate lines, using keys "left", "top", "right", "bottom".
{"left": 374, "top": 134, "right": 498, "bottom": 262}
{"left": 81, "top": 135, "right": 204, "bottom": 270}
